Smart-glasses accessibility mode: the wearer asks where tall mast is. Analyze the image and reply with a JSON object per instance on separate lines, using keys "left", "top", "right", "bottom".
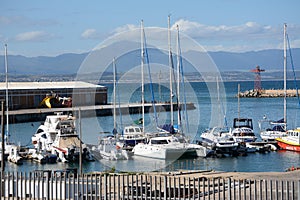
{"left": 176, "top": 25, "right": 181, "bottom": 129}
{"left": 4, "top": 44, "right": 9, "bottom": 140}
{"left": 168, "top": 15, "right": 174, "bottom": 125}
{"left": 283, "top": 23, "right": 287, "bottom": 126}
{"left": 238, "top": 84, "right": 240, "bottom": 120}
{"left": 217, "top": 77, "right": 221, "bottom": 127}
{"left": 113, "top": 57, "right": 117, "bottom": 133}
{"left": 141, "top": 20, "right": 145, "bottom": 130}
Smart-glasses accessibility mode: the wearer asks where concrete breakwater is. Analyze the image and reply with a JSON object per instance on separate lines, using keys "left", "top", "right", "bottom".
{"left": 4, "top": 102, "right": 196, "bottom": 123}
{"left": 238, "top": 89, "right": 299, "bottom": 98}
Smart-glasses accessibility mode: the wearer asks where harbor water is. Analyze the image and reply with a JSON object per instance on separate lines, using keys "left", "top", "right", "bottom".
{"left": 5, "top": 80, "right": 300, "bottom": 173}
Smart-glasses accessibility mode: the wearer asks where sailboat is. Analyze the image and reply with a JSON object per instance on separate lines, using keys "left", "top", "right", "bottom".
{"left": 258, "top": 116, "right": 286, "bottom": 142}
{"left": 229, "top": 84, "right": 257, "bottom": 143}
{"left": 276, "top": 24, "right": 300, "bottom": 151}
{"left": 116, "top": 30, "right": 147, "bottom": 151}
{"left": 133, "top": 20, "right": 194, "bottom": 160}
{"left": 2, "top": 44, "right": 22, "bottom": 165}
{"left": 200, "top": 77, "right": 239, "bottom": 156}
{"left": 91, "top": 58, "right": 131, "bottom": 160}
{"left": 259, "top": 25, "right": 288, "bottom": 141}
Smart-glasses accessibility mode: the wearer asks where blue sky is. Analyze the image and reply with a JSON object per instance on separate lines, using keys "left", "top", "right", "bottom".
{"left": 1, "top": 0, "right": 300, "bottom": 56}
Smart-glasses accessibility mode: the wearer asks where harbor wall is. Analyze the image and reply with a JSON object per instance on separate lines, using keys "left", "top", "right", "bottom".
{"left": 4, "top": 102, "right": 196, "bottom": 123}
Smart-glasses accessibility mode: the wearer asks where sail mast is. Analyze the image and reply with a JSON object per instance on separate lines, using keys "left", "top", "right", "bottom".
{"left": 176, "top": 25, "right": 181, "bottom": 129}
{"left": 113, "top": 57, "right": 117, "bottom": 133}
{"left": 168, "top": 15, "right": 174, "bottom": 125}
{"left": 238, "top": 84, "right": 240, "bottom": 120}
{"left": 4, "top": 44, "right": 9, "bottom": 141}
{"left": 141, "top": 20, "right": 145, "bottom": 130}
{"left": 283, "top": 23, "right": 287, "bottom": 126}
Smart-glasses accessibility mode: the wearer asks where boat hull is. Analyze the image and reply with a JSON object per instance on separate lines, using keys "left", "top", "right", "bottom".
{"left": 276, "top": 139, "right": 300, "bottom": 151}
{"left": 133, "top": 144, "right": 186, "bottom": 160}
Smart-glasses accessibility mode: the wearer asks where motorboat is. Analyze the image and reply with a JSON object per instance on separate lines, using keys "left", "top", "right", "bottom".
{"left": 117, "top": 125, "right": 147, "bottom": 151}
{"left": 276, "top": 128, "right": 300, "bottom": 151}
{"left": 132, "top": 135, "right": 188, "bottom": 160}
{"left": 92, "top": 136, "right": 130, "bottom": 160}
{"left": 7, "top": 145, "right": 22, "bottom": 165}
{"left": 200, "top": 127, "right": 239, "bottom": 155}
{"left": 186, "top": 143, "right": 214, "bottom": 157}
{"left": 0, "top": 141, "right": 24, "bottom": 165}
{"left": 231, "top": 118, "right": 257, "bottom": 143}
{"left": 31, "top": 112, "right": 94, "bottom": 163}
{"left": 258, "top": 116, "right": 287, "bottom": 142}
{"left": 27, "top": 148, "right": 57, "bottom": 164}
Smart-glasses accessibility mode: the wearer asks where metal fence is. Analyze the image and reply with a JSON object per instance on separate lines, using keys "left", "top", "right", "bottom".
{"left": 0, "top": 171, "right": 299, "bottom": 199}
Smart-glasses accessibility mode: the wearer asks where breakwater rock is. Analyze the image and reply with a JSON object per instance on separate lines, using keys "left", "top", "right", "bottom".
{"left": 238, "top": 89, "right": 299, "bottom": 98}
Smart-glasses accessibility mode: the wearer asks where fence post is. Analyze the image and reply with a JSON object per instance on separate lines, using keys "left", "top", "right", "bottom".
{"left": 227, "top": 178, "right": 231, "bottom": 200}
{"left": 0, "top": 171, "right": 2, "bottom": 197}
{"left": 298, "top": 180, "right": 300, "bottom": 200}
{"left": 104, "top": 174, "right": 107, "bottom": 200}
{"left": 163, "top": 176, "right": 167, "bottom": 200}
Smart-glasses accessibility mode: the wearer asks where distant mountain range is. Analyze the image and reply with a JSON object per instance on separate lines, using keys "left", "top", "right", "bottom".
{"left": 0, "top": 48, "right": 299, "bottom": 76}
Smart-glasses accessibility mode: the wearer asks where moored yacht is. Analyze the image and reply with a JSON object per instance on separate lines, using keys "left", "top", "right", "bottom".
{"left": 7, "top": 145, "right": 22, "bottom": 165}
{"left": 276, "top": 128, "right": 300, "bottom": 151}
{"left": 31, "top": 113, "right": 94, "bottom": 162}
{"left": 259, "top": 116, "right": 287, "bottom": 142}
{"left": 132, "top": 135, "right": 188, "bottom": 160}
{"left": 200, "top": 126, "right": 239, "bottom": 155}
{"left": 231, "top": 118, "right": 257, "bottom": 143}
{"left": 117, "top": 125, "right": 147, "bottom": 151}
{"left": 92, "top": 136, "right": 130, "bottom": 160}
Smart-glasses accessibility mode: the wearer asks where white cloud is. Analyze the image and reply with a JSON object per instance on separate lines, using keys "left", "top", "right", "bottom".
{"left": 168, "top": 19, "right": 300, "bottom": 52}
{"left": 94, "top": 20, "right": 300, "bottom": 53}
{"left": 172, "top": 19, "right": 280, "bottom": 40}
{"left": 15, "top": 31, "right": 55, "bottom": 42}
{"left": 112, "top": 24, "right": 139, "bottom": 34}
{"left": 81, "top": 29, "right": 97, "bottom": 39}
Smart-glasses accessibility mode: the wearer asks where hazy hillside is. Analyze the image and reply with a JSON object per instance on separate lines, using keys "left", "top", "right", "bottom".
{"left": 0, "top": 48, "right": 299, "bottom": 75}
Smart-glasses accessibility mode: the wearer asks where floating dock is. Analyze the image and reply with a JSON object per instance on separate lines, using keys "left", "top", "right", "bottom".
{"left": 4, "top": 102, "right": 196, "bottom": 123}
{"left": 238, "top": 89, "right": 299, "bottom": 98}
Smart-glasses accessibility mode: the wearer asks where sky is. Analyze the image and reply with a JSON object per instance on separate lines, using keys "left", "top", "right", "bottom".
{"left": 1, "top": 0, "right": 300, "bottom": 57}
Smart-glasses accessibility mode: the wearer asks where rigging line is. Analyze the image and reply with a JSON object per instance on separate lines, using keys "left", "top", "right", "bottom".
{"left": 171, "top": 50, "right": 181, "bottom": 128}
{"left": 177, "top": 28, "right": 190, "bottom": 134}
{"left": 113, "top": 58, "right": 117, "bottom": 134}
{"left": 286, "top": 33, "right": 300, "bottom": 108}
{"left": 218, "top": 78, "right": 228, "bottom": 128}
{"left": 142, "top": 27, "right": 159, "bottom": 128}
{"left": 116, "top": 71, "right": 123, "bottom": 134}
{"left": 4, "top": 44, "right": 9, "bottom": 141}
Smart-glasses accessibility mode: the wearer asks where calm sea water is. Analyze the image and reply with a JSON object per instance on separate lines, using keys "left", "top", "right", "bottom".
{"left": 6, "top": 80, "right": 300, "bottom": 173}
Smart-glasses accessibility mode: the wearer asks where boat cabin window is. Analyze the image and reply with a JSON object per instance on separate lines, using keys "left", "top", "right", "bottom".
{"left": 129, "top": 128, "right": 135, "bottom": 133}
{"left": 37, "top": 129, "right": 44, "bottom": 134}
{"left": 135, "top": 128, "right": 141, "bottom": 133}
{"left": 41, "top": 133, "right": 47, "bottom": 139}
{"left": 272, "top": 125, "right": 285, "bottom": 132}
{"left": 151, "top": 140, "right": 168, "bottom": 144}
{"left": 233, "top": 118, "right": 253, "bottom": 129}
{"left": 293, "top": 132, "right": 299, "bottom": 137}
